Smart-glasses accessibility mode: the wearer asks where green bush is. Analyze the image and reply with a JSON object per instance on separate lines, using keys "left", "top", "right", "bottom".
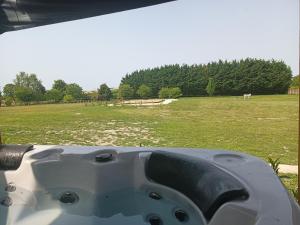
{"left": 63, "top": 94, "right": 74, "bottom": 103}
{"left": 45, "top": 89, "right": 64, "bottom": 102}
{"left": 111, "top": 89, "right": 119, "bottom": 99}
{"left": 4, "top": 97, "right": 13, "bottom": 106}
{"left": 137, "top": 84, "right": 151, "bottom": 99}
{"left": 159, "top": 87, "right": 182, "bottom": 99}
{"left": 65, "top": 83, "right": 83, "bottom": 100}
{"left": 15, "top": 87, "right": 34, "bottom": 103}
{"left": 118, "top": 84, "right": 134, "bottom": 100}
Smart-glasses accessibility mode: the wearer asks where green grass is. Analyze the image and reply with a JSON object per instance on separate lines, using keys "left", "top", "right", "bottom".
{"left": 280, "top": 174, "right": 298, "bottom": 191}
{"left": 0, "top": 95, "right": 298, "bottom": 164}
{"left": 0, "top": 95, "right": 298, "bottom": 193}
{"left": 279, "top": 173, "right": 298, "bottom": 199}
{"left": 0, "top": 95, "right": 298, "bottom": 163}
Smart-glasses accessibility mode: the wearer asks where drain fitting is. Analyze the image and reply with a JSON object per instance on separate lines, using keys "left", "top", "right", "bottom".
{"left": 59, "top": 191, "right": 79, "bottom": 204}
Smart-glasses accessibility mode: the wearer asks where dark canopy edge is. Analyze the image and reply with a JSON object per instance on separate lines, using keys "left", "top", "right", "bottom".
{"left": 0, "top": 0, "right": 175, "bottom": 34}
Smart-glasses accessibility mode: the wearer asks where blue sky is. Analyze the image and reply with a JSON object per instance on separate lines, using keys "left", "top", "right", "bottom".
{"left": 0, "top": 0, "right": 298, "bottom": 90}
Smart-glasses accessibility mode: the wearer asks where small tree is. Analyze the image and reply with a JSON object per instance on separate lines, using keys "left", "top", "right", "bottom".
{"left": 3, "top": 83, "right": 16, "bottom": 103}
{"left": 159, "top": 87, "right": 182, "bottom": 99}
{"left": 98, "top": 83, "right": 112, "bottom": 101}
{"left": 206, "top": 78, "right": 216, "bottom": 96}
{"left": 137, "top": 84, "right": 151, "bottom": 99}
{"left": 118, "top": 84, "right": 134, "bottom": 100}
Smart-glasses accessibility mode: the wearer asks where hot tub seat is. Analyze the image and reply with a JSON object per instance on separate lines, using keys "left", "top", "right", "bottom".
{"left": 0, "top": 144, "right": 33, "bottom": 170}
{"left": 146, "top": 151, "right": 249, "bottom": 220}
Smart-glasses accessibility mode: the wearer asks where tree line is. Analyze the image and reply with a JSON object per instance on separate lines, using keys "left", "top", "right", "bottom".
{"left": 0, "top": 58, "right": 295, "bottom": 106}
{"left": 0, "top": 74, "right": 183, "bottom": 106}
{"left": 121, "top": 58, "right": 292, "bottom": 97}
{"left": 0, "top": 72, "right": 112, "bottom": 106}
{"left": 0, "top": 72, "right": 150, "bottom": 106}
{"left": 0, "top": 73, "right": 85, "bottom": 106}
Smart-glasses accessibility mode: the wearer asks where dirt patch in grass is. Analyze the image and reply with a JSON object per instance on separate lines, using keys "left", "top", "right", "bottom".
{"left": 50, "top": 120, "right": 162, "bottom": 146}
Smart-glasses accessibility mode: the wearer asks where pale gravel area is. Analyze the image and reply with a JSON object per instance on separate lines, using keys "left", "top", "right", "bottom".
{"left": 122, "top": 99, "right": 178, "bottom": 106}
{"left": 278, "top": 164, "right": 298, "bottom": 174}
{"left": 162, "top": 99, "right": 178, "bottom": 105}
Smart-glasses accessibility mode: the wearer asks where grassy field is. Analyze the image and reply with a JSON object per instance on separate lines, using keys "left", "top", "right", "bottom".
{"left": 1, "top": 95, "right": 298, "bottom": 163}
{"left": 0, "top": 94, "right": 298, "bottom": 194}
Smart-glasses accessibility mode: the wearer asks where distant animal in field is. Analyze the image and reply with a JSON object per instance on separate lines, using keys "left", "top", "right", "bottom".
{"left": 243, "top": 94, "right": 251, "bottom": 100}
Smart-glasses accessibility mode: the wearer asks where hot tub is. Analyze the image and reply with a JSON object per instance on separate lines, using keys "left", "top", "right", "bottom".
{"left": 0, "top": 145, "right": 299, "bottom": 225}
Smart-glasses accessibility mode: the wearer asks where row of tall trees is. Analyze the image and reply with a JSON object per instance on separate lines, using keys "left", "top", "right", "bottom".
{"left": 121, "top": 58, "right": 292, "bottom": 97}
{"left": 0, "top": 59, "right": 295, "bottom": 105}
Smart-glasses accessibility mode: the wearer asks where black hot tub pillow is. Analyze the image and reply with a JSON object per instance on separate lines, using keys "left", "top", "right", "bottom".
{"left": 0, "top": 144, "right": 33, "bottom": 170}
{"left": 145, "top": 151, "right": 249, "bottom": 220}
